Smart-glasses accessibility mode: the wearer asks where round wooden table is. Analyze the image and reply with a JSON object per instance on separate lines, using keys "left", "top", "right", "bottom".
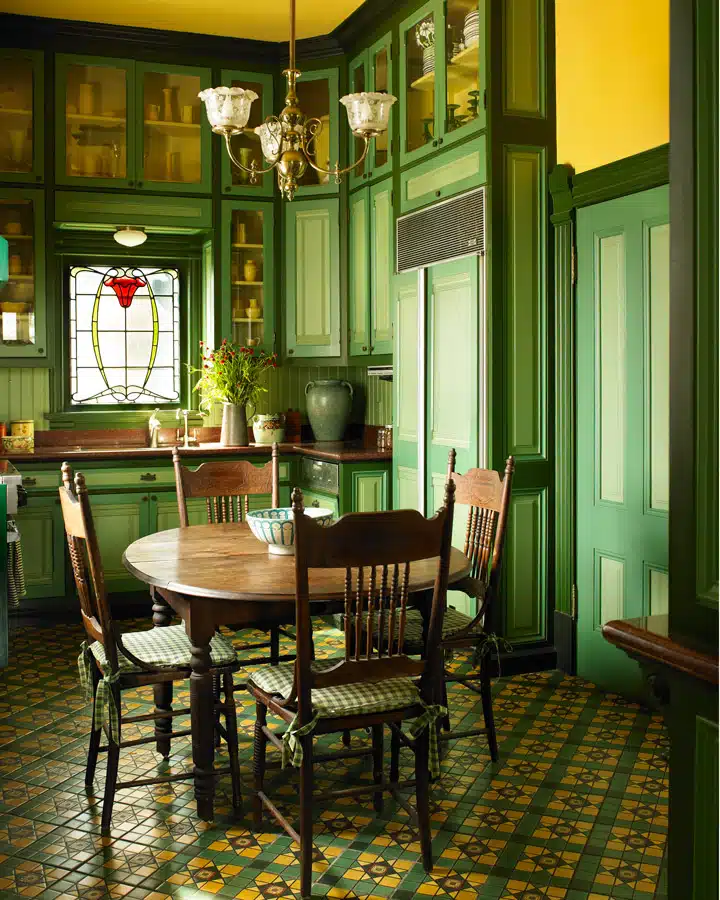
{"left": 123, "top": 522, "right": 472, "bottom": 820}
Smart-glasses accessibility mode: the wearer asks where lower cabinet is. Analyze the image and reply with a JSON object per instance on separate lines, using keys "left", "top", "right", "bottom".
{"left": 89, "top": 493, "right": 150, "bottom": 592}
{"left": 15, "top": 496, "right": 65, "bottom": 599}
{"left": 301, "top": 489, "right": 340, "bottom": 519}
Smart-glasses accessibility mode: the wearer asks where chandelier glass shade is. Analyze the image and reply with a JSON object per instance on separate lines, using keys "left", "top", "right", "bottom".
{"left": 198, "top": 0, "right": 396, "bottom": 200}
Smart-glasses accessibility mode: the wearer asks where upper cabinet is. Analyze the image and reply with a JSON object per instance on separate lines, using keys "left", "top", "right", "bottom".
{"left": 0, "top": 50, "right": 44, "bottom": 184}
{"left": 348, "top": 31, "right": 394, "bottom": 190}
{"left": 399, "top": 0, "right": 485, "bottom": 168}
{"left": 294, "top": 68, "right": 339, "bottom": 196}
{"left": 220, "top": 70, "right": 274, "bottom": 197}
{"left": 55, "top": 55, "right": 212, "bottom": 193}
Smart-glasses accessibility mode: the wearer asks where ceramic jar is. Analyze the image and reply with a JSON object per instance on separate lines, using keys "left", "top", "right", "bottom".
{"left": 245, "top": 298, "right": 261, "bottom": 319}
{"left": 243, "top": 259, "right": 258, "bottom": 282}
{"left": 305, "top": 380, "right": 354, "bottom": 442}
{"left": 252, "top": 412, "right": 285, "bottom": 445}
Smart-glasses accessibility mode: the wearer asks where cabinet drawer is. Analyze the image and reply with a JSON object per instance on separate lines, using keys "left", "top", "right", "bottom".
{"left": 80, "top": 466, "right": 176, "bottom": 490}
{"left": 15, "top": 468, "right": 60, "bottom": 491}
{"left": 301, "top": 489, "right": 339, "bottom": 519}
{"left": 400, "top": 138, "right": 487, "bottom": 214}
{"left": 301, "top": 458, "right": 339, "bottom": 494}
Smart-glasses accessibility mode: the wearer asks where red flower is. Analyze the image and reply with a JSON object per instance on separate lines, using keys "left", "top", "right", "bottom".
{"left": 104, "top": 276, "right": 146, "bottom": 309}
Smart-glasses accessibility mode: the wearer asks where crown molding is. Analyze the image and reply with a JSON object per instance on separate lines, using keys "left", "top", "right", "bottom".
{"left": 331, "top": 0, "right": 390, "bottom": 50}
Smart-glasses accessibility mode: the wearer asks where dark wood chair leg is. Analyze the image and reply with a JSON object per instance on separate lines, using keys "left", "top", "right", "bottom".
{"left": 252, "top": 701, "right": 267, "bottom": 829}
{"left": 222, "top": 672, "right": 242, "bottom": 811}
{"left": 371, "top": 725, "right": 384, "bottom": 813}
{"left": 390, "top": 726, "right": 400, "bottom": 783}
{"left": 342, "top": 729, "right": 351, "bottom": 747}
{"left": 213, "top": 673, "right": 221, "bottom": 749}
{"left": 153, "top": 681, "right": 173, "bottom": 759}
{"left": 101, "top": 684, "right": 122, "bottom": 835}
{"left": 414, "top": 726, "right": 433, "bottom": 873}
{"left": 85, "top": 663, "right": 101, "bottom": 787}
{"left": 440, "top": 672, "right": 451, "bottom": 732}
{"left": 270, "top": 626, "right": 280, "bottom": 665}
{"left": 298, "top": 735, "right": 314, "bottom": 900}
{"left": 480, "top": 658, "right": 498, "bottom": 761}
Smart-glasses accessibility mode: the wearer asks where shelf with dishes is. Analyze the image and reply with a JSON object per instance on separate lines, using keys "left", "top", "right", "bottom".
{"left": 232, "top": 317, "right": 265, "bottom": 324}
{"left": 410, "top": 43, "right": 480, "bottom": 92}
{"left": 232, "top": 280, "right": 263, "bottom": 286}
{"left": 66, "top": 113, "right": 126, "bottom": 126}
{"left": 6, "top": 274, "right": 33, "bottom": 282}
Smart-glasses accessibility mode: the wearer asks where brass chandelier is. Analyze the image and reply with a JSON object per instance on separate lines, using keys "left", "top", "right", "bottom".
{"left": 199, "top": 0, "right": 396, "bottom": 201}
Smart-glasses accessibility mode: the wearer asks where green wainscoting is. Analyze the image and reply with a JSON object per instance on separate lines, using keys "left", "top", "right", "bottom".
{"left": 505, "top": 488, "right": 547, "bottom": 642}
{"left": 0, "top": 367, "right": 50, "bottom": 429}
{"left": 576, "top": 186, "right": 670, "bottom": 694}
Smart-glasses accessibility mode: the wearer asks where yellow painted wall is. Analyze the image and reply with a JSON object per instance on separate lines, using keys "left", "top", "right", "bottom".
{"left": 556, "top": 0, "right": 669, "bottom": 173}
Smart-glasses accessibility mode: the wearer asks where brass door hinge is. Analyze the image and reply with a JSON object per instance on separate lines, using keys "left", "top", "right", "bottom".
{"left": 571, "top": 245, "right": 577, "bottom": 286}
{"left": 571, "top": 583, "right": 578, "bottom": 619}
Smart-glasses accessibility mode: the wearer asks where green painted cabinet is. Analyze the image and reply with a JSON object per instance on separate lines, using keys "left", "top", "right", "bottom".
{"left": 220, "top": 69, "right": 274, "bottom": 197}
{"left": 392, "top": 270, "right": 422, "bottom": 513}
{"left": 90, "top": 492, "right": 149, "bottom": 591}
{"left": 221, "top": 199, "right": 275, "bottom": 354}
{"left": 399, "top": 0, "right": 485, "bottom": 169}
{"left": 348, "top": 31, "right": 394, "bottom": 191}
{"left": 349, "top": 177, "right": 394, "bottom": 357}
{"left": 399, "top": 136, "right": 486, "bottom": 214}
{"left": 0, "top": 49, "right": 44, "bottom": 185}
{"left": 294, "top": 67, "right": 339, "bottom": 197}
{"left": 0, "top": 187, "right": 46, "bottom": 359}
{"left": 302, "top": 488, "right": 340, "bottom": 519}
{"left": 55, "top": 55, "right": 212, "bottom": 193}
{"left": 284, "top": 197, "right": 341, "bottom": 358}
{"left": 15, "top": 495, "right": 65, "bottom": 599}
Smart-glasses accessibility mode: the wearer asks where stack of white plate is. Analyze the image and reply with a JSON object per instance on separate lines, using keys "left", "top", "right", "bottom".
{"left": 422, "top": 46, "right": 435, "bottom": 75}
{"left": 463, "top": 10, "right": 479, "bottom": 49}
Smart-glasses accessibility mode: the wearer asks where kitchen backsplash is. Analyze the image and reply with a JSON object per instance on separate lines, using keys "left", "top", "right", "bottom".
{"left": 0, "top": 366, "right": 392, "bottom": 431}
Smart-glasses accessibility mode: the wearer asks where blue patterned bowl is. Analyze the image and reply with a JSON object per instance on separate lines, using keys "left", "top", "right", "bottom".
{"left": 246, "top": 506, "right": 334, "bottom": 555}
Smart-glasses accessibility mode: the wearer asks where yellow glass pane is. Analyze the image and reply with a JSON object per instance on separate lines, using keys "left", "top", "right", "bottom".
{"left": 0, "top": 199, "right": 36, "bottom": 347}
{"left": 143, "top": 71, "right": 202, "bottom": 183}
{"left": 445, "top": 0, "right": 481, "bottom": 134}
{"left": 352, "top": 64, "right": 366, "bottom": 177}
{"left": 295, "top": 78, "right": 330, "bottom": 187}
{"left": 0, "top": 58, "right": 34, "bottom": 174}
{"left": 65, "top": 64, "right": 127, "bottom": 179}
{"left": 228, "top": 78, "right": 265, "bottom": 188}
{"left": 406, "top": 14, "right": 435, "bottom": 153}
{"left": 231, "top": 209, "right": 265, "bottom": 348}
{"left": 373, "top": 48, "right": 389, "bottom": 168}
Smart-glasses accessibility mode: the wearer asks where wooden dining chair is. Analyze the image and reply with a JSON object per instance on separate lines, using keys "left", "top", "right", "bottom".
{"left": 398, "top": 453, "right": 514, "bottom": 759}
{"left": 59, "top": 462, "right": 242, "bottom": 834}
{"left": 248, "top": 482, "right": 456, "bottom": 900}
{"left": 172, "top": 443, "right": 293, "bottom": 667}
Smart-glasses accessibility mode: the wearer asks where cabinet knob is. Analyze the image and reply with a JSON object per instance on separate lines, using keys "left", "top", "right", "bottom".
{"left": 438, "top": 137, "right": 444, "bottom": 145}
{"left": 369, "top": 345, "right": 374, "bottom": 352}
{"left": 311, "top": 500, "right": 320, "bottom": 507}
{"left": 432, "top": 140, "right": 438, "bottom": 147}
{"left": 23, "top": 477, "right": 37, "bottom": 487}
{"left": 363, "top": 173, "right": 367, "bottom": 180}
{"left": 362, "top": 345, "right": 367, "bottom": 352}
{"left": 140, "top": 472, "right": 157, "bottom": 481}
{"left": 128, "top": 180, "right": 135, "bottom": 187}
{"left": 225, "top": 186, "right": 231, "bottom": 192}
{"left": 288, "top": 348, "right": 294, "bottom": 355}
{"left": 136, "top": 181, "right": 143, "bottom": 188}
{"left": 37, "top": 348, "right": 44, "bottom": 354}
{"left": 142, "top": 496, "right": 148, "bottom": 502}
{"left": 435, "top": 190, "right": 441, "bottom": 197}
{"left": 367, "top": 171, "right": 372, "bottom": 178}
{"left": 151, "top": 495, "right": 157, "bottom": 501}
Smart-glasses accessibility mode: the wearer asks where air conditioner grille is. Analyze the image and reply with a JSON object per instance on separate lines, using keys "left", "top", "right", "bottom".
{"left": 396, "top": 187, "right": 485, "bottom": 273}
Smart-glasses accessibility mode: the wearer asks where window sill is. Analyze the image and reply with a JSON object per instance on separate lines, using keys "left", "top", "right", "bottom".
{"left": 46, "top": 409, "right": 205, "bottom": 430}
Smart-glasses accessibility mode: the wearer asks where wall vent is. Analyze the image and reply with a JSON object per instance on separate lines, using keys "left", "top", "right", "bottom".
{"left": 396, "top": 186, "right": 485, "bottom": 273}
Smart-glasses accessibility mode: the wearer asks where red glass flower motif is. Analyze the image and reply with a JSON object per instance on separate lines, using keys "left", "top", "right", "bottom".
{"left": 104, "top": 276, "right": 146, "bottom": 309}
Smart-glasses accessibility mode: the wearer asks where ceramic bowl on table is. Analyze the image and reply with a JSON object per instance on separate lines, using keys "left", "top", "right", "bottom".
{"left": 247, "top": 506, "right": 334, "bottom": 555}
{"left": 2, "top": 434, "right": 34, "bottom": 453}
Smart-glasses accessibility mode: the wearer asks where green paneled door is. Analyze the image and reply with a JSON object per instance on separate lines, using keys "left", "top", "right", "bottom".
{"left": 90, "top": 493, "right": 149, "bottom": 591}
{"left": 576, "top": 186, "right": 670, "bottom": 694}
{"left": 15, "top": 496, "right": 65, "bottom": 599}
{"left": 392, "top": 270, "right": 422, "bottom": 512}
{"left": 284, "top": 198, "right": 340, "bottom": 358}
{"left": 369, "top": 177, "right": 394, "bottom": 355}
{"left": 349, "top": 188, "right": 370, "bottom": 356}
{"left": 427, "top": 256, "right": 479, "bottom": 617}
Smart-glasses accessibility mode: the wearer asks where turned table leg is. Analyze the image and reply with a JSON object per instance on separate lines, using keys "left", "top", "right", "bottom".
{"left": 152, "top": 589, "right": 174, "bottom": 757}
{"left": 187, "top": 610, "right": 217, "bottom": 821}
{"left": 152, "top": 588, "right": 175, "bottom": 628}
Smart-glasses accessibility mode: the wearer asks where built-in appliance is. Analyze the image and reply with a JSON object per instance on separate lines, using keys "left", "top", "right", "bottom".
{"left": 0, "top": 460, "right": 25, "bottom": 516}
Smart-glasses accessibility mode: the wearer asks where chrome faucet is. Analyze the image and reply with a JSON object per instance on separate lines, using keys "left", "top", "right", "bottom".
{"left": 175, "top": 409, "right": 198, "bottom": 449}
{"left": 148, "top": 409, "right": 161, "bottom": 448}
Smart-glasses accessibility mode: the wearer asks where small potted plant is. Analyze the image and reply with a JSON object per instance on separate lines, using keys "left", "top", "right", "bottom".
{"left": 190, "top": 339, "right": 277, "bottom": 446}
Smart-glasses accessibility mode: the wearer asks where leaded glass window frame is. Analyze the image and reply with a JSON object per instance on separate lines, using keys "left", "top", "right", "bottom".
{"left": 68, "top": 263, "right": 182, "bottom": 407}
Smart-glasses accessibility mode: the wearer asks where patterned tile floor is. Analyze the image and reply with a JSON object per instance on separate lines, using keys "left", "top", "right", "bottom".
{"left": 0, "top": 618, "right": 668, "bottom": 900}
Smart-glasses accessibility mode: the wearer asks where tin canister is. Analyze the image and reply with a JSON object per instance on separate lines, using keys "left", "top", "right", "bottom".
{"left": 10, "top": 419, "right": 34, "bottom": 438}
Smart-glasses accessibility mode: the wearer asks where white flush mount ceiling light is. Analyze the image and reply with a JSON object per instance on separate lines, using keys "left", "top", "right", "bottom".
{"left": 113, "top": 227, "right": 147, "bottom": 247}
{"left": 199, "top": 0, "right": 396, "bottom": 201}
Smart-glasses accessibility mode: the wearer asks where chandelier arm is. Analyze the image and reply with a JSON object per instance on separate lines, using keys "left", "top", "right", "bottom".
{"left": 223, "top": 131, "right": 280, "bottom": 176}
{"left": 301, "top": 133, "right": 370, "bottom": 178}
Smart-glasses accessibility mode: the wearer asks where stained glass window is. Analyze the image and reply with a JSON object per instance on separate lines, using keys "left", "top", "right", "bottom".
{"left": 69, "top": 264, "right": 181, "bottom": 406}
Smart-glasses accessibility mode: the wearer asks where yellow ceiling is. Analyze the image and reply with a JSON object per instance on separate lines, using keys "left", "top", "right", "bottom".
{"left": 2, "top": 0, "right": 366, "bottom": 41}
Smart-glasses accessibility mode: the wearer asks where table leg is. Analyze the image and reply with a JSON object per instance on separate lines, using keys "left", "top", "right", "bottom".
{"left": 187, "top": 610, "right": 216, "bottom": 821}
{"left": 152, "top": 589, "right": 174, "bottom": 757}
{"left": 152, "top": 588, "right": 174, "bottom": 628}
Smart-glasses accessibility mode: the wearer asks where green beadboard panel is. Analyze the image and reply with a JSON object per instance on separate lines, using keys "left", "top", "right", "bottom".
{"left": 693, "top": 715, "right": 719, "bottom": 899}
{"left": 207, "top": 365, "right": 392, "bottom": 427}
{"left": 506, "top": 146, "right": 546, "bottom": 459}
{"left": 503, "top": 0, "right": 544, "bottom": 116}
{"left": 0, "top": 367, "right": 50, "bottom": 430}
{"left": 504, "top": 488, "right": 546, "bottom": 642}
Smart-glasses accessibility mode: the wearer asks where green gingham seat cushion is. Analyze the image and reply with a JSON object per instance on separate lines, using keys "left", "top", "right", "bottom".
{"left": 374, "top": 607, "right": 485, "bottom": 648}
{"left": 89, "top": 625, "right": 237, "bottom": 673}
{"left": 248, "top": 657, "right": 421, "bottom": 718}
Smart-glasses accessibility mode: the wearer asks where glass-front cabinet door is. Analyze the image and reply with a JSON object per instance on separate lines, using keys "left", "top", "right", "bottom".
{"left": 137, "top": 63, "right": 212, "bottom": 193}
{"left": 399, "top": 0, "right": 483, "bottom": 166}
{"left": 221, "top": 200, "right": 275, "bottom": 355}
{"left": 0, "top": 189, "right": 45, "bottom": 358}
{"left": 348, "top": 32, "right": 393, "bottom": 190}
{"left": 0, "top": 50, "right": 43, "bottom": 184}
{"left": 220, "top": 70, "right": 274, "bottom": 197}
{"left": 294, "top": 68, "right": 339, "bottom": 196}
{"left": 56, "top": 55, "right": 134, "bottom": 189}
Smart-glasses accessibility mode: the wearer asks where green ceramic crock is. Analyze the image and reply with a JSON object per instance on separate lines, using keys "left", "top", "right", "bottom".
{"left": 305, "top": 379, "right": 354, "bottom": 441}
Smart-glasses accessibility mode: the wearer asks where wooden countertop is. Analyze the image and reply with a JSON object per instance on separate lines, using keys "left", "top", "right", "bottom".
{"left": 603, "top": 614, "right": 719, "bottom": 685}
{"left": 1, "top": 441, "right": 391, "bottom": 465}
